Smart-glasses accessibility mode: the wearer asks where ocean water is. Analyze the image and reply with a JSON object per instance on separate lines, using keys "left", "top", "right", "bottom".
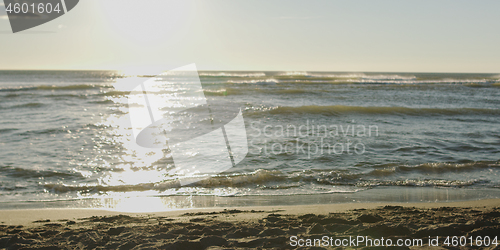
{"left": 1, "top": 70, "right": 499, "bottom": 210}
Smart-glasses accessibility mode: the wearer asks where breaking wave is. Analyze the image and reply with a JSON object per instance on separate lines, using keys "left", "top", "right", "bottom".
{"left": 199, "top": 72, "right": 267, "bottom": 77}
{"left": 40, "top": 161, "right": 499, "bottom": 195}
{"left": 250, "top": 105, "right": 500, "bottom": 116}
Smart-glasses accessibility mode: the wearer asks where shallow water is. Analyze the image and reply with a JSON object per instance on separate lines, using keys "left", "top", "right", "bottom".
{"left": 0, "top": 70, "right": 499, "bottom": 209}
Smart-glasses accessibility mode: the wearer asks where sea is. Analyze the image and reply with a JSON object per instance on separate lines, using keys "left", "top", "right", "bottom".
{"left": 0, "top": 70, "right": 499, "bottom": 211}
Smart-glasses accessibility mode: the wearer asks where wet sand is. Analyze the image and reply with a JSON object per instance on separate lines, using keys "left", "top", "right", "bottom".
{"left": 0, "top": 199, "right": 499, "bottom": 249}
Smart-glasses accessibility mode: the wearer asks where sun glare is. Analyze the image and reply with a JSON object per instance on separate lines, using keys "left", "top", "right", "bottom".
{"left": 97, "top": 1, "right": 194, "bottom": 49}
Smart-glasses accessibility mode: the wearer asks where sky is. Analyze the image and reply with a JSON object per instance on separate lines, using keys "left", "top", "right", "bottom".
{"left": 0, "top": 0, "right": 499, "bottom": 73}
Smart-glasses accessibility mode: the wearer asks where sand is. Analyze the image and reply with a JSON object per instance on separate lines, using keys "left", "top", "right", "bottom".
{"left": 0, "top": 199, "right": 499, "bottom": 249}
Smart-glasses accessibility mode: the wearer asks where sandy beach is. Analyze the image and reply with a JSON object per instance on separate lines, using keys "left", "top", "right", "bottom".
{"left": 2, "top": 0, "right": 500, "bottom": 249}
{"left": 0, "top": 199, "right": 499, "bottom": 249}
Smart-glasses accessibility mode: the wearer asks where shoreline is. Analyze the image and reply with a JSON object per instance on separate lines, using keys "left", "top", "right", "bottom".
{"left": 2, "top": 186, "right": 499, "bottom": 212}
{"left": 2, "top": 198, "right": 500, "bottom": 226}
{"left": 1, "top": 198, "right": 499, "bottom": 249}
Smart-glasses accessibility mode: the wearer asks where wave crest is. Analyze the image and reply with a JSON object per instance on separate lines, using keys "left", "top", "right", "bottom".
{"left": 250, "top": 105, "right": 500, "bottom": 116}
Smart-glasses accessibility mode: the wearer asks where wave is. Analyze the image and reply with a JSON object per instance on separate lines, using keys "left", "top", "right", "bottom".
{"left": 0, "top": 166, "right": 82, "bottom": 179}
{"left": 351, "top": 78, "right": 500, "bottom": 85}
{"left": 360, "top": 75, "right": 417, "bottom": 80}
{"left": 0, "top": 128, "right": 19, "bottom": 133}
{"left": 370, "top": 161, "right": 500, "bottom": 175}
{"left": 228, "top": 79, "right": 279, "bottom": 84}
{"left": 43, "top": 181, "right": 180, "bottom": 193}
{"left": 39, "top": 161, "right": 499, "bottom": 194}
{"left": 15, "top": 128, "right": 67, "bottom": 136}
{"left": 0, "top": 84, "right": 109, "bottom": 92}
{"left": 9, "top": 102, "right": 45, "bottom": 109}
{"left": 251, "top": 105, "right": 500, "bottom": 116}
{"left": 99, "top": 90, "right": 130, "bottom": 96}
{"left": 203, "top": 88, "right": 311, "bottom": 96}
{"left": 0, "top": 86, "right": 38, "bottom": 92}
{"left": 277, "top": 72, "right": 418, "bottom": 80}
{"left": 198, "top": 164, "right": 496, "bottom": 189}
{"left": 356, "top": 179, "right": 486, "bottom": 188}
{"left": 199, "top": 72, "right": 266, "bottom": 77}
{"left": 36, "top": 84, "right": 104, "bottom": 90}
{"left": 267, "top": 89, "right": 310, "bottom": 94}
{"left": 2, "top": 93, "right": 30, "bottom": 98}
{"left": 195, "top": 71, "right": 500, "bottom": 85}
{"left": 203, "top": 89, "right": 229, "bottom": 96}
{"left": 204, "top": 78, "right": 500, "bottom": 86}
{"left": 293, "top": 78, "right": 499, "bottom": 85}
{"left": 278, "top": 71, "right": 311, "bottom": 76}
{"left": 397, "top": 161, "right": 500, "bottom": 173}
{"left": 14, "top": 123, "right": 114, "bottom": 136}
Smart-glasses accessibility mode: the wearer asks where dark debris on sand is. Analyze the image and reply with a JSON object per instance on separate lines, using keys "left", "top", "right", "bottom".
{"left": 0, "top": 206, "right": 499, "bottom": 249}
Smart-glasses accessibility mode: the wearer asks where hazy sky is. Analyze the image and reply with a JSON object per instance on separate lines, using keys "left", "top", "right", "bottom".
{"left": 0, "top": 0, "right": 499, "bottom": 73}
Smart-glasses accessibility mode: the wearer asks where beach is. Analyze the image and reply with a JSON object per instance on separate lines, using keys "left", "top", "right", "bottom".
{"left": 1, "top": 70, "right": 500, "bottom": 248}
{"left": 1, "top": 199, "right": 499, "bottom": 249}
{"left": 2, "top": 0, "right": 500, "bottom": 248}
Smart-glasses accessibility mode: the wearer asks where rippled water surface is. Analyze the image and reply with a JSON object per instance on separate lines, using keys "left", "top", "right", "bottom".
{"left": 1, "top": 70, "right": 499, "bottom": 208}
